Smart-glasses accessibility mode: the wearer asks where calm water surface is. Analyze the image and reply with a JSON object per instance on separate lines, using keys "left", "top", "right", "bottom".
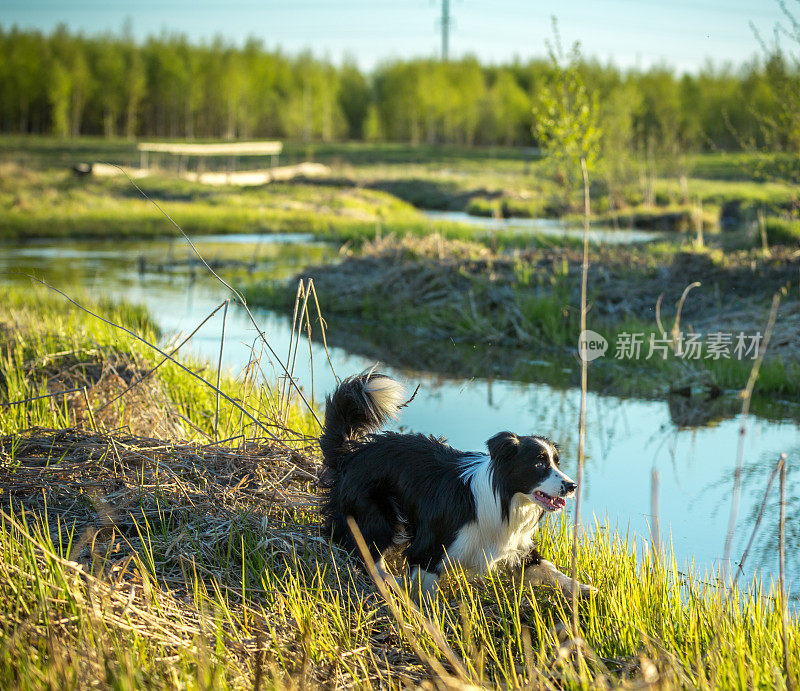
{"left": 423, "top": 210, "right": 670, "bottom": 244}
{"left": 3, "top": 233, "right": 797, "bottom": 599}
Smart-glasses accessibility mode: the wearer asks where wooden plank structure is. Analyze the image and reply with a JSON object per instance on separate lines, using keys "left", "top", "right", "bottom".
{"left": 137, "top": 140, "right": 282, "bottom": 175}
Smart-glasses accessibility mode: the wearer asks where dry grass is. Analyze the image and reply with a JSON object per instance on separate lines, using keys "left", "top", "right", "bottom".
{"left": 311, "top": 233, "right": 800, "bottom": 330}
{"left": 0, "top": 427, "right": 318, "bottom": 527}
{"left": 0, "top": 425, "right": 440, "bottom": 687}
{"left": 248, "top": 234, "right": 800, "bottom": 405}
{"left": 24, "top": 349, "right": 188, "bottom": 438}
{"left": 1, "top": 283, "right": 798, "bottom": 689}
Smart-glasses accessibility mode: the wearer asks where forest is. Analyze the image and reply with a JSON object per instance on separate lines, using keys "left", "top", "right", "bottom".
{"left": 1, "top": 24, "right": 799, "bottom": 154}
{"left": 3, "top": 13, "right": 800, "bottom": 689}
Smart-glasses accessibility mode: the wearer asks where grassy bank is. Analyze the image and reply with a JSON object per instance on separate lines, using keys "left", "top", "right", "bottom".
{"left": 2, "top": 136, "right": 798, "bottom": 240}
{"left": 0, "top": 286, "right": 798, "bottom": 687}
{"left": 0, "top": 162, "right": 424, "bottom": 242}
{"left": 0, "top": 285, "right": 317, "bottom": 439}
{"left": 0, "top": 161, "right": 585, "bottom": 250}
{"left": 246, "top": 234, "right": 800, "bottom": 406}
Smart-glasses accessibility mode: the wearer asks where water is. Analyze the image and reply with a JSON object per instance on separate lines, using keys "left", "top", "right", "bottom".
{"left": 424, "top": 210, "right": 670, "bottom": 244}
{"left": 2, "top": 233, "right": 797, "bottom": 599}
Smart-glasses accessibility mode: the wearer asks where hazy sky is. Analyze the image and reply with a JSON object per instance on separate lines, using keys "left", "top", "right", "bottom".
{"left": 1, "top": 0, "right": 789, "bottom": 72}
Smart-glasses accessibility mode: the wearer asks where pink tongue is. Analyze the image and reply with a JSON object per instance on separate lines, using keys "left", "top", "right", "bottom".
{"left": 536, "top": 491, "right": 565, "bottom": 509}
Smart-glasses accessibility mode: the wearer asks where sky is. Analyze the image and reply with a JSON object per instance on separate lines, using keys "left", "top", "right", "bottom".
{"left": 0, "top": 0, "right": 790, "bottom": 73}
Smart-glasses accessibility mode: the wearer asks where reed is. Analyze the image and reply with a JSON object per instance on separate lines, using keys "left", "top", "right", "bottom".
{"left": 1, "top": 254, "right": 797, "bottom": 689}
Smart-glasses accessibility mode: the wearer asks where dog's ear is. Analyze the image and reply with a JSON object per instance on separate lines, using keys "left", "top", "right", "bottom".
{"left": 486, "top": 431, "right": 519, "bottom": 462}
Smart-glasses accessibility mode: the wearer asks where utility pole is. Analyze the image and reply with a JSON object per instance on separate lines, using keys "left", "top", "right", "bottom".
{"left": 440, "top": 0, "right": 451, "bottom": 61}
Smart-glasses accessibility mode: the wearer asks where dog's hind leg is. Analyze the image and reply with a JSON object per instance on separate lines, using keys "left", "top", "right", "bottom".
{"left": 344, "top": 502, "right": 397, "bottom": 585}
{"left": 409, "top": 565, "right": 440, "bottom": 603}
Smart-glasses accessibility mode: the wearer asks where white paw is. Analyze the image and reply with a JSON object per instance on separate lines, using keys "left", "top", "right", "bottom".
{"left": 573, "top": 582, "right": 598, "bottom": 598}
{"left": 557, "top": 580, "right": 598, "bottom": 599}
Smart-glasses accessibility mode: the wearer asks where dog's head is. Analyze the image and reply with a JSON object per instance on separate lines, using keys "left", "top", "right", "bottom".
{"left": 487, "top": 431, "right": 577, "bottom": 514}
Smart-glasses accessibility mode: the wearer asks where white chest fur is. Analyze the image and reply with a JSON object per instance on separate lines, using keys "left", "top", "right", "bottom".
{"left": 448, "top": 459, "right": 543, "bottom": 575}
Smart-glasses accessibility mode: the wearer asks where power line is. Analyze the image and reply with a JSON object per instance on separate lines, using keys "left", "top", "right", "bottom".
{"left": 440, "top": 0, "right": 451, "bottom": 61}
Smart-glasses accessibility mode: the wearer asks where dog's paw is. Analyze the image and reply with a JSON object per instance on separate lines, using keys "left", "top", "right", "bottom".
{"left": 557, "top": 581, "right": 598, "bottom": 599}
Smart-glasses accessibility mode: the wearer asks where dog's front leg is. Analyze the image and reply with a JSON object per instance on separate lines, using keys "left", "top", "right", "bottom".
{"left": 517, "top": 551, "right": 597, "bottom": 598}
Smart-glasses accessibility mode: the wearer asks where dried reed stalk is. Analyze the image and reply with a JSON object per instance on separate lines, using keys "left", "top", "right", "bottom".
{"left": 570, "top": 156, "right": 590, "bottom": 635}
{"left": 112, "top": 164, "right": 321, "bottom": 427}
{"left": 214, "top": 299, "right": 230, "bottom": 440}
{"left": 722, "top": 293, "right": 781, "bottom": 571}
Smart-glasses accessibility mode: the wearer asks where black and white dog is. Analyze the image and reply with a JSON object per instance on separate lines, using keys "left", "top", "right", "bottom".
{"left": 319, "top": 371, "right": 597, "bottom": 600}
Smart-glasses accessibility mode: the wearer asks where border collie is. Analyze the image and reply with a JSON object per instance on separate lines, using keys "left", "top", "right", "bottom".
{"left": 319, "top": 371, "right": 597, "bottom": 600}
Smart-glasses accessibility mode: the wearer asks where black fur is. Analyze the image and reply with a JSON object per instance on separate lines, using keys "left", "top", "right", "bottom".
{"left": 322, "top": 425, "right": 478, "bottom": 573}
{"left": 319, "top": 373, "right": 574, "bottom": 579}
{"left": 522, "top": 546, "right": 543, "bottom": 567}
{"left": 489, "top": 432, "right": 562, "bottom": 520}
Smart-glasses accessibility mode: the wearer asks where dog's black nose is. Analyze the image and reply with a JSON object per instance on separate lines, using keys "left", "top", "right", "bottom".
{"left": 563, "top": 481, "right": 577, "bottom": 494}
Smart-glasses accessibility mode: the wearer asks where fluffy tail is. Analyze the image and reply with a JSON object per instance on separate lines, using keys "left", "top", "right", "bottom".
{"left": 318, "top": 372, "right": 406, "bottom": 547}
{"left": 319, "top": 371, "right": 406, "bottom": 472}
{"left": 319, "top": 372, "right": 406, "bottom": 542}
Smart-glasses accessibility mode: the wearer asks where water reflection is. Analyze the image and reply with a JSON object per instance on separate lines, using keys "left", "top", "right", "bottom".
{"left": 1, "top": 234, "right": 797, "bottom": 598}
{"left": 423, "top": 210, "right": 669, "bottom": 244}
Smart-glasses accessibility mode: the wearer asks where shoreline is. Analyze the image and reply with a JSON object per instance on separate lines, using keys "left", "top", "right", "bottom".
{"left": 245, "top": 233, "right": 800, "bottom": 406}
{"left": 1, "top": 285, "right": 798, "bottom": 687}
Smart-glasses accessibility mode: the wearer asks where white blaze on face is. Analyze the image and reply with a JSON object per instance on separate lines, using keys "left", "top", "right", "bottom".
{"left": 533, "top": 439, "right": 576, "bottom": 498}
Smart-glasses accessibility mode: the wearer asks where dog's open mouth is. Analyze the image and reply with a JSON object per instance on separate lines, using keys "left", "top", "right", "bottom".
{"left": 533, "top": 490, "right": 566, "bottom": 511}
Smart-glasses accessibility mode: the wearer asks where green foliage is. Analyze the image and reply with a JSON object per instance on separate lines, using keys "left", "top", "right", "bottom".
{"left": 485, "top": 70, "right": 532, "bottom": 145}
{"left": 532, "top": 34, "right": 602, "bottom": 175}
{"left": 1, "top": 24, "right": 800, "bottom": 154}
{"left": 765, "top": 216, "right": 800, "bottom": 245}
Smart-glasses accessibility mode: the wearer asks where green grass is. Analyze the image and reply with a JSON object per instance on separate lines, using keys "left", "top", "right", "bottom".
{"left": 3, "top": 136, "right": 799, "bottom": 242}
{"left": 0, "top": 160, "right": 593, "bottom": 250}
{"left": 765, "top": 217, "right": 800, "bottom": 246}
{"left": 0, "top": 285, "right": 798, "bottom": 687}
{"left": 1, "top": 494, "right": 797, "bottom": 688}
{"left": 0, "top": 162, "right": 422, "bottom": 242}
{"left": 591, "top": 319, "right": 800, "bottom": 405}
{"left": 466, "top": 195, "right": 544, "bottom": 219}
{"left": 590, "top": 204, "right": 720, "bottom": 232}
{"left": 3, "top": 136, "right": 796, "bottom": 184}
{"left": 689, "top": 151, "right": 800, "bottom": 184}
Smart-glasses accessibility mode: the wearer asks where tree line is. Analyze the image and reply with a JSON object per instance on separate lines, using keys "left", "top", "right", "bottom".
{"left": 1, "top": 25, "right": 798, "bottom": 152}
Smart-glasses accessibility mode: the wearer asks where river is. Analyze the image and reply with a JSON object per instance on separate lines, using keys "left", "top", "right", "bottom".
{"left": 3, "top": 232, "right": 797, "bottom": 600}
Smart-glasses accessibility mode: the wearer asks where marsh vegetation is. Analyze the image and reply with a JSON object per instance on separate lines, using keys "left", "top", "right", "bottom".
{"left": 2, "top": 16, "right": 800, "bottom": 685}
{"left": 0, "top": 285, "right": 798, "bottom": 688}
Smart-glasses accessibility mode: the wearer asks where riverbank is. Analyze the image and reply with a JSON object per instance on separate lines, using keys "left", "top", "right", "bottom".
{"left": 0, "top": 161, "right": 427, "bottom": 242}
{"left": 1, "top": 286, "right": 798, "bottom": 687}
{"left": 0, "top": 161, "right": 596, "bottom": 250}
{"left": 3, "top": 137, "right": 799, "bottom": 241}
{"left": 247, "top": 234, "right": 800, "bottom": 408}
